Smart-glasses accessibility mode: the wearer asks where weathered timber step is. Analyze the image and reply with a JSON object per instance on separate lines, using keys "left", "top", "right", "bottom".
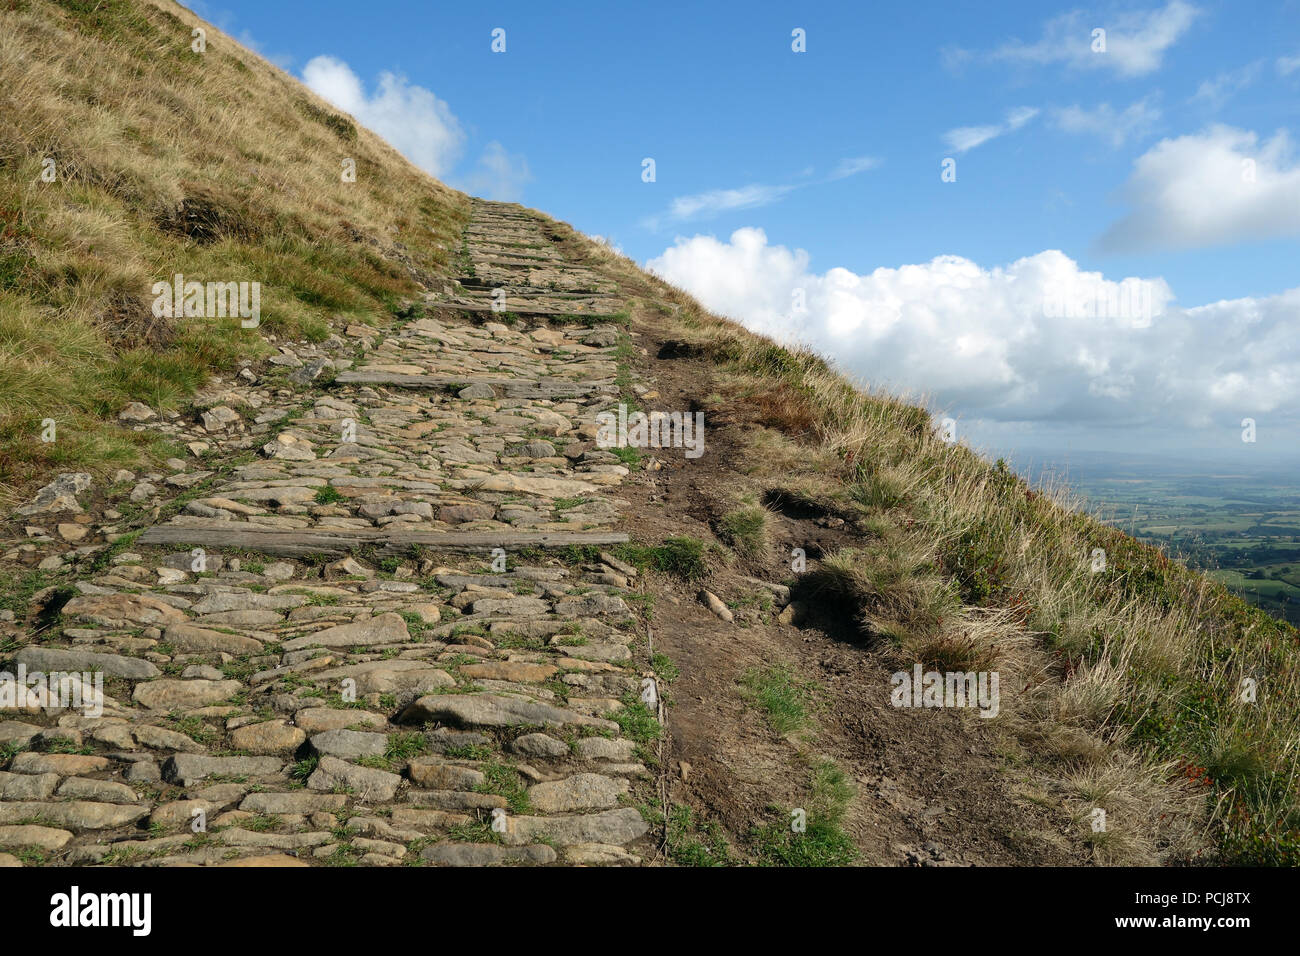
{"left": 332, "top": 371, "right": 615, "bottom": 397}
{"left": 136, "top": 525, "right": 630, "bottom": 558}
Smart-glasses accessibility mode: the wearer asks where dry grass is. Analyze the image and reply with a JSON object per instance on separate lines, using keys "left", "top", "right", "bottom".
{"left": 555, "top": 216, "right": 1300, "bottom": 865}
{"left": 0, "top": 0, "right": 469, "bottom": 499}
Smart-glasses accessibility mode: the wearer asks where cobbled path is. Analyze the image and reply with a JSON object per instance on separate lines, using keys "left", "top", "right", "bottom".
{"left": 0, "top": 200, "right": 658, "bottom": 867}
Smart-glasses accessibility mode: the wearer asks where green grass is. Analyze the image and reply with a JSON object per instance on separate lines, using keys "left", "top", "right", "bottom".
{"left": 751, "top": 760, "right": 857, "bottom": 867}
{"left": 717, "top": 506, "right": 770, "bottom": 560}
{"left": 605, "top": 694, "right": 662, "bottom": 744}
{"left": 667, "top": 805, "right": 733, "bottom": 867}
{"left": 740, "top": 665, "right": 811, "bottom": 736}
{"left": 651, "top": 652, "right": 680, "bottom": 683}
{"left": 474, "top": 761, "right": 530, "bottom": 814}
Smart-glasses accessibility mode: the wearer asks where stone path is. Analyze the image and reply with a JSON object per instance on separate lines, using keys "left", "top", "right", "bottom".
{"left": 0, "top": 200, "right": 656, "bottom": 867}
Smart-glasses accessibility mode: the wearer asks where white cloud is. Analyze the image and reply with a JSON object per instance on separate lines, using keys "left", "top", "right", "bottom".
{"left": 642, "top": 157, "right": 879, "bottom": 230}
{"left": 943, "top": 107, "right": 1039, "bottom": 153}
{"left": 961, "top": 1, "right": 1198, "bottom": 78}
{"left": 664, "top": 185, "right": 796, "bottom": 223}
{"left": 302, "top": 55, "right": 465, "bottom": 178}
{"left": 300, "top": 55, "right": 531, "bottom": 200}
{"left": 462, "top": 142, "right": 532, "bottom": 202}
{"left": 1191, "top": 61, "right": 1263, "bottom": 110}
{"left": 1097, "top": 125, "right": 1300, "bottom": 251}
{"left": 646, "top": 228, "right": 1300, "bottom": 432}
{"left": 1053, "top": 97, "right": 1161, "bottom": 147}
{"left": 828, "top": 156, "right": 882, "bottom": 180}
{"left": 1280, "top": 52, "right": 1300, "bottom": 76}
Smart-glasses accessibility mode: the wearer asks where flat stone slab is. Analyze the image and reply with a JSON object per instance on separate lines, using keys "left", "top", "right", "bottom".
{"left": 307, "top": 755, "right": 401, "bottom": 802}
{"left": 0, "top": 801, "right": 149, "bottom": 831}
{"left": 13, "top": 647, "right": 159, "bottom": 680}
{"left": 238, "top": 791, "right": 350, "bottom": 814}
{"left": 420, "top": 843, "right": 556, "bottom": 866}
{"left": 133, "top": 679, "right": 242, "bottom": 710}
{"left": 162, "top": 754, "right": 284, "bottom": 786}
{"left": 281, "top": 613, "right": 410, "bottom": 651}
{"left": 163, "top": 623, "right": 264, "bottom": 655}
{"left": 61, "top": 593, "right": 188, "bottom": 628}
{"left": 501, "top": 808, "right": 649, "bottom": 847}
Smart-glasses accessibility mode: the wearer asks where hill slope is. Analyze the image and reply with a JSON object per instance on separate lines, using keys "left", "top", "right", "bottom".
{"left": 1, "top": 0, "right": 1296, "bottom": 867}
{"left": 0, "top": 0, "right": 466, "bottom": 498}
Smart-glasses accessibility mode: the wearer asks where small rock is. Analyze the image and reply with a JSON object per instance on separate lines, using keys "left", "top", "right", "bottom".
{"left": 699, "top": 589, "right": 734, "bottom": 623}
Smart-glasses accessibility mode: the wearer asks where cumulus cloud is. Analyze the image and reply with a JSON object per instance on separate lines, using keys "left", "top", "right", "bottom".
{"left": 646, "top": 228, "right": 1300, "bottom": 432}
{"left": 956, "top": 1, "right": 1198, "bottom": 78}
{"left": 943, "top": 107, "right": 1039, "bottom": 153}
{"left": 302, "top": 55, "right": 465, "bottom": 178}
{"left": 300, "top": 55, "right": 532, "bottom": 200}
{"left": 1096, "top": 125, "right": 1300, "bottom": 251}
{"left": 1052, "top": 97, "right": 1161, "bottom": 147}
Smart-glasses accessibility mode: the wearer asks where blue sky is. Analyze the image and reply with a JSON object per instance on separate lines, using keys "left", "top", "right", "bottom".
{"left": 189, "top": 0, "right": 1300, "bottom": 464}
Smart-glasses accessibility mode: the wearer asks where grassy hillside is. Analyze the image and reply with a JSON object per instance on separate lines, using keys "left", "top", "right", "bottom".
{"left": 556, "top": 228, "right": 1300, "bottom": 865}
{"left": 0, "top": 0, "right": 468, "bottom": 500}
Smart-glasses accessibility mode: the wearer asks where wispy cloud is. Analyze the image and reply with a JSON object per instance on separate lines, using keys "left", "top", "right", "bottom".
{"left": 1280, "top": 52, "right": 1300, "bottom": 76}
{"left": 948, "top": 1, "right": 1199, "bottom": 78}
{"left": 462, "top": 142, "right": 533, "bottom": 202}
{"left": 943, "top": 107, "right": 1039, "bottom": 154}
{"left": 1191, "top": 61, "right": 1264, "bottom": 110}
{"left": 1052, "top": 97, "right": 1161, "bottom": 148}
{"left": 828, "top": 156, "right": 882, "bottom": 180}
{"left": 641, "top": 157, "right": 879, "bottom": 230}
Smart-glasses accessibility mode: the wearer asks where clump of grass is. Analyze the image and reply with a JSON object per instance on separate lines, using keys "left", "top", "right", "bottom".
{"left": 611, "top": 537, "right": 709, "bottom": 582}
{"left": 289, "top": 756, "right": 319, "bottom": 783}
{"left": 651, "top": 652, "right": 679, "bottom": 683}
{"left": 667, "top": 805, "right": 733, "bottom": 867}
{"left": 751, "top": 759, "right": 857, "bottom": 866}
{"left": 717, "top": 505, "right": 770, "bottom": 560}
{"left": 606, "top": 694, "right": 662, "bottom": 744}
{"left": 740, "top": 665, "right": 811, "bottom": 736}
{"left": 474, "top": 761, "right": 530, "bottom": 814}
{"left": 313, "top": 486, "right": 345, "bottom": 505}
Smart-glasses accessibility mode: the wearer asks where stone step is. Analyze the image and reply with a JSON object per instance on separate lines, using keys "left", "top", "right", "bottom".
{"left": 136, "top": 524, "right": 629, "bottom": 557}
{"left": 435, "top": 299, "right": 625, "bottom": 319}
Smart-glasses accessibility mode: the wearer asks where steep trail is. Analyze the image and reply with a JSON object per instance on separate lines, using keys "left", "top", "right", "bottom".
{"left": 0, "top": 200, "right": 660, "bottom": 867}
